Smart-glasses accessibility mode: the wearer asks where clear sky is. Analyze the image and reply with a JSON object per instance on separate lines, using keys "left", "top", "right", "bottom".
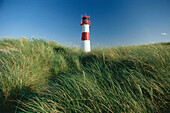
{"left": 0, "top": 0, "right": 170, "bottom": 46}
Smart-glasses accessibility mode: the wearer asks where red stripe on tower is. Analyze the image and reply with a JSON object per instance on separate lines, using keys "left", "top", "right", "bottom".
{"left": 82, "top": 32, "right": 90, "bottom": 40}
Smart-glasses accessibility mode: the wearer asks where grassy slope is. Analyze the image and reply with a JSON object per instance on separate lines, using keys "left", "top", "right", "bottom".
{"left": 0, "top": 38, "right": 169, "bottom": 113}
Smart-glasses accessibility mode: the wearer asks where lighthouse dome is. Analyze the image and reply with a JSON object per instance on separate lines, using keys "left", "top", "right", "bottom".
{"left": 82, "top": 13, "right": 90, "bottom": 19}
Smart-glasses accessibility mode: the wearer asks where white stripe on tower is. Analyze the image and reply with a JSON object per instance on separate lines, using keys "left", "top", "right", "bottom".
{"left": 81, "top": 40, "right": 90, "bottom": 52}
{"left": 80, "top": 13, "right": 91, "bottom": 52}
{"left": 82, "top": 24, "right": 90, "bottom": 32}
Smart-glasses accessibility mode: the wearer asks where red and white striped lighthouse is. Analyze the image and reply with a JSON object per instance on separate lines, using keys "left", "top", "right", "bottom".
{"left": 80, "top": 13, "right": 91, "bottom": 52}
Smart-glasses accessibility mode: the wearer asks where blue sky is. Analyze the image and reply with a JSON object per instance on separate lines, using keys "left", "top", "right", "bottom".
{"left": 0, "top": 0, "right": 170, "bottom": 46}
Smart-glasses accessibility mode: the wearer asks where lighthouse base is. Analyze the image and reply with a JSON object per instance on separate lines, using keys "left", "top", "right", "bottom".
{"left": 81, "top": 40, "right": 91, "bottom": 52}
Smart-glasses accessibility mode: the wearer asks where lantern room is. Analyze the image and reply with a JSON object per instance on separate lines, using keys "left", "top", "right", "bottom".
{"left": 80, "top": 13, "right": 91, "bottom": 25}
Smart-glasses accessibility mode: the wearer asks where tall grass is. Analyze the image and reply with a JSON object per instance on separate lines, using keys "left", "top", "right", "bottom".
{"left": 0, "top": 37, "right": 169, "bottom": 112}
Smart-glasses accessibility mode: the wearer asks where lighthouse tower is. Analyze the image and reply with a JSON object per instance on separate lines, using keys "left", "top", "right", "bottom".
{"left": 80, "top": 13, "right": 91, "bottom": 52}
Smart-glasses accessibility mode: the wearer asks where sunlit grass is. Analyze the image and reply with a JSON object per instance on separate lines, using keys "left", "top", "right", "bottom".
{"left": 0, "top": 37, "right": 169, "bottom": 112}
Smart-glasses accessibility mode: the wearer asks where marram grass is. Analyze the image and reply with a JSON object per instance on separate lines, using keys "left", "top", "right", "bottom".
{"left": 0, "top": 37, "right": 169, "bottom": 113}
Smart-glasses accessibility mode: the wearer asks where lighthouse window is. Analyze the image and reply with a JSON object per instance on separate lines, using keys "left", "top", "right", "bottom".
{"left": 84, "top": 18, "right": 88, "bottom": 21}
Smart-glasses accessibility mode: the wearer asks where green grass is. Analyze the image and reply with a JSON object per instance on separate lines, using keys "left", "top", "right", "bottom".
{"left": 0, "top": 37, "right": 169, "bottom": 113}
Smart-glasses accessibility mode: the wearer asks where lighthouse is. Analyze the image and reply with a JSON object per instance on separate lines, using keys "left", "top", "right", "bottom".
{"left": 80, "top": 13, "right": 91, "bottom": 52}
